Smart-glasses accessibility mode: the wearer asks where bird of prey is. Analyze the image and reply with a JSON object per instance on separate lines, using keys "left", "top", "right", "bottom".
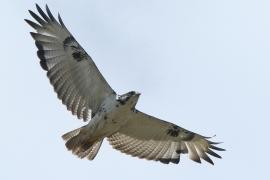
{"left": 25, "top": 4, "right": 225, "bottom": 165}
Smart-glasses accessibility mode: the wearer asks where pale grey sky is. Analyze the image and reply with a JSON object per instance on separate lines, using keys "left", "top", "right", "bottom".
{"left": 1, "top": 0, "right": 270, "bottom": 179}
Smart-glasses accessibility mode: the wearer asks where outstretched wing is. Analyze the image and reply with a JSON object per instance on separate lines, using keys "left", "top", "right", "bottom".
{"left": 108, "top": 110, "right": 224, "bottom": 165}
{"left": 25, "top": 4, "right": 116, "bottom": 121}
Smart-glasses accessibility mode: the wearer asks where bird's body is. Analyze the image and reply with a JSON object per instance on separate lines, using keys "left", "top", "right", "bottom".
{"left": 26, "top": 4, "right": 225, "bottom": 165}
{"left": 67, "top": 93, "right": 136, "bottom": 152}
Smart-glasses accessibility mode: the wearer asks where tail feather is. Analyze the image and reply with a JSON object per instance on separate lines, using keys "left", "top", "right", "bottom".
{"left": 62, "top": 126, "right": 83, "bottom": 141}
{"left": 77, "top": 139, "right": 103, "bottom": 160}
{"left": 62, "top": 126, "right": 103, "bottom": 160}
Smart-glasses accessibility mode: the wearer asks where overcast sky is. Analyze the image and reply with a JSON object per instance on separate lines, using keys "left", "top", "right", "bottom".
{"left": 1, "top": 0, "right": 270, "bottom": 179}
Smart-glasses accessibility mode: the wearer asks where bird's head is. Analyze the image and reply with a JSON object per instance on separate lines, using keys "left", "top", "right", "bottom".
{"left": 117, "top": 91, "right": 141, "bottom": 108}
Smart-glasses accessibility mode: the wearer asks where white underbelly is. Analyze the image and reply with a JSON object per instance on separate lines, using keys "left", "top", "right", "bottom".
{"left": 85, "top": 103, "right": 129, "bottom": 138}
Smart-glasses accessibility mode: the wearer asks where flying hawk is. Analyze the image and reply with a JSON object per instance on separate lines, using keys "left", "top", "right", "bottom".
{"left": 25, "top": 4, "right": 225, "bottom": 165}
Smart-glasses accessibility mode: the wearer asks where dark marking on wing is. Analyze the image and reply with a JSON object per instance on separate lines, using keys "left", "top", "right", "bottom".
{"left": 63, "top": 35, "right": 75, "bottom": 46}
{"left": 167, "top": 125, "right": 181, "bottom": 137}
{"left": 63, "top": 35, "right": 87, "bottom": 62}
{"left": 72, "top": 52, "right": 84, "bottom": 61}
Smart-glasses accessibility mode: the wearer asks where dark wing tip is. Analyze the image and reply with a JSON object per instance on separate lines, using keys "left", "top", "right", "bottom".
{"left": 209, "top": 145, "right": 226, "bottom": 151}
{"left": 29, "top": 32, "right": 37, "bottom": 39}
{"left": 170, "top": 158, "right": 180, "bottom": 164}
{"left": 159, "top": 158, "right": 180, "bottom": 164}
{"left": 208, "top": 140, "right": 223, "bottom": 145}
{"left": 58, "top": 13, "right": 66, "bottom": 27}
{"left": 45, "top": 4, "right": 49, "bottom": 10}
{"left": 191, "top": 157, "right": 202, "bottom": 164}
{"left": 35, "top": 3, "right": 40, "bottom": 8}
{"left": 159, "top": 158, "right": 170, "bottom": 164}
{"left": 200, "top": 153, "right": 214, "bottom": 165}
{"left": 45, "top": 4, "right": 56, "bottom": 21}
{"left": 25, "top": 19, "right": 41, "bottom": 30}
{"left": 206, "top": 149, "right": 222, "bottom": 159}
{"left": 205, "top": 159, "right": 214, "bottom": 165}
{"left": 35, "top": 3, "right": 50, "bottom": 22}
{"left": 28, "top": 10, "right": 46, "bottom": 25}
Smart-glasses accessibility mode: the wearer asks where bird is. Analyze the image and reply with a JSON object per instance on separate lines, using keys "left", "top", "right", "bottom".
{"left": 25, "top": 4, "right": 225, "bottom": 165}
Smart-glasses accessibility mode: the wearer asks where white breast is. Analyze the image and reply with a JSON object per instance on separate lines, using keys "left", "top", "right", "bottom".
{"left": 85, "top": 94, "right": 129, "bottom": 137}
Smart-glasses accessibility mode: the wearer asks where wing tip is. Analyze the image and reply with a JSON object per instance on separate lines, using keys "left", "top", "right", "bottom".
{"left": 209, "top": 144, "right": 226, "bottom": 151}
{"left": 58, "top": 13, "right": 66, "bottom": 27}
{"left": 206, "top": 149, "right": 222, "bottom": 159}
{"left": 25, "top": 19, "right": 41, "bottom": 30}
{"left": 45, "top": 4, "right": 56, "bottom": 21}
{"left": 191, "top": 157, "right": 202, "bottom": 164}
{"left": 28, "top": 9, "right": 46, "bottom": 25}
{"left": 170, "top": 158, "right": 180, "bottom": 164}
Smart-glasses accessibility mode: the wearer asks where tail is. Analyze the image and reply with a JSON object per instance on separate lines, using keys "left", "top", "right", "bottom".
{"left": 62, "top": 126, "right": 103, "bottom": 160}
